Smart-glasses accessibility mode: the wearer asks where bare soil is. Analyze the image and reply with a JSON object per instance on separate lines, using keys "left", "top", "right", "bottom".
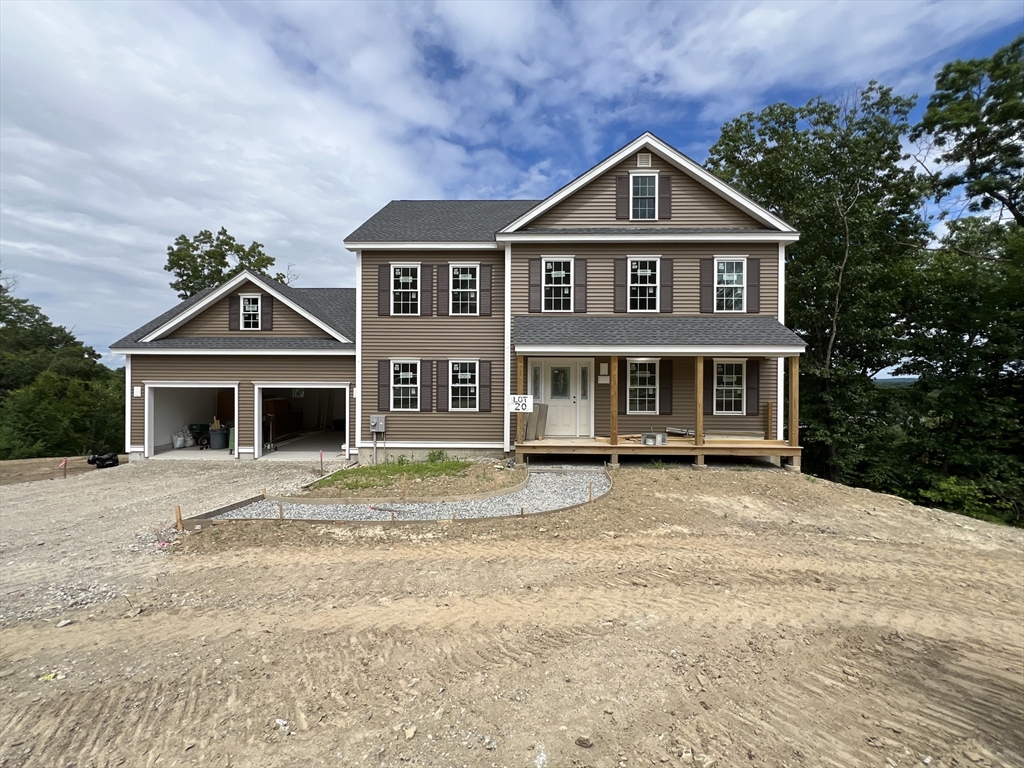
{"left": 0, "top": 455, "right": 128, "bottom": 486}
{"left": 0, "top": 463, "right": 1022, "bottom": 768}
{"left": 303, "top": 462, "right": 528, "bottom": 500}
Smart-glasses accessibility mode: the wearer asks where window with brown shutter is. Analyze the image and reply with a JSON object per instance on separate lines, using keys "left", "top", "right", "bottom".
{"left": 420, "top": 360, "right": 433, "bottom": 412}
{"left": 745, "top": 359, "right": 760, "bottom": 415}
{"left": 699, "top": 258, "right": 714, "bottom": 314}
{"left": 573, "top": 259, "right": 587, "bottom": 313}
{"left": 659, "top": 259, "right": 673, "bottom": 313}
{"left": 659, "top": 359, "right": 673, "bottom": 415}
{"left": 746, "top": 258, "right": 761, "bottom": 313}
{"left": 262, "top": 295, "right": 274, "bottom": 330}
{"left": 479, "top": 264, "right": 492, "bottom": 316}
{"left": 228, "top": 295, "right": 240, "bottom": 330}
{"left": 613, "top": 259, "right": 627, "bottom": 313}
{"left": 658, "top": 174, "right": 672, "bottom": 220}
{"left": 437, "top": 265, "right": 450, "bottom": 317}
{"left": 479, "top": 360, "right": 492, "bottom": 412}
{"left": 615, "top": 175, "right": 629, "bottom": 219}
{"left": 435, "top": 360, "right": 449, "bottom": 413}
{"left": 377, "top": 359, "right": 390, "bottom": 411}
{"left": 528, "top": 259, "right": 541, "bottom": 313}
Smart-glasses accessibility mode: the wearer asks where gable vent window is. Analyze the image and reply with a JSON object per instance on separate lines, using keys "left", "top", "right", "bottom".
{"left": 637, "top": 152, "right": 652, "bottom": 168}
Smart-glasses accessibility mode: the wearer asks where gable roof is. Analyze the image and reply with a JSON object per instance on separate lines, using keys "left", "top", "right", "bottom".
{"left": 345, "top": 200, "right": 540, "bottom": 244}
{"left": 500, "top": 132, "right": 796, "bottom": 234}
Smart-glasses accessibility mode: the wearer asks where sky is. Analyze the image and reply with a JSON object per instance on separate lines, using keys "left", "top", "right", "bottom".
{"left": 1, "top": 0, "right": 1021, "bottom": 365}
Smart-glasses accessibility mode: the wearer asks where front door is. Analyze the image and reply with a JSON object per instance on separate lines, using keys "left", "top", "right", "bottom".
{"left": 533, "top": 359, "right": 594, "bottom": 438}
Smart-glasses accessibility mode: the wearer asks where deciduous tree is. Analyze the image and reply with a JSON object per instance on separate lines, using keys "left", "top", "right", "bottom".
{"left": 164, "top": 227, "right": 296, "bottom": 299}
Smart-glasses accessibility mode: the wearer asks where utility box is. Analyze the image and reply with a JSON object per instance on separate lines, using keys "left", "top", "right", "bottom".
{"left": 370, "top": 414, "right": 387, "bottom": 433}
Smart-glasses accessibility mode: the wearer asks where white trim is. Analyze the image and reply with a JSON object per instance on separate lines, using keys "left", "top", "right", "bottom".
{"left": 253, "top": 383, "right": 350, "bottom": 460}
{"left": 503, "top": 243, "right": 512, "bottom": 453}
{"left": 496, "top": 232, "right": 800, "bottom": 244}
{"left": 389, "top": 358, "right": 421, "bottom": 411}
{"left": 239, "top": 293, "right": 262, "bottom": 331}
{"left": 777, "top": 357, "right": 784, "bottom": 440}
{"left": 627, "top": 255, "right": 661, "bottom": 313}
{"left": 778, "top": 242, "right": 786, "bottom": 325}
{"left": 448, "top": 359, "right": 480, "bottom": 412}
{"left": 515, "top": 344, "right": 803, "bottom": 356}
{"left": 143, "top": 381, "right": 239, "bottom": 460}
{"left": 124, "top": 354, "right": 132, "bottom": 453}
{"left": 541, "top": 255, "right": 575, "bottom": 313}
{"left": 625, "top": 358, "right": 660, "bottom": 416}
{"left": 345, "top": 241, "right": 500, "bottom": 251}
{"left": 499, "top": 132, "right": 798, "bottom": 234}
{"left": 356, "top": 441, "right": 505, "bottom": 449}
{"left": 448, "top": 262, "right": 480, "bottom": 316}
{"left": 712, "top": 358, "right": 746, "bottom": 416}
{"left": 111, "top": 348, "right": 354, "bottom": 356}
{"left": 251, "top": 381, "right": 352, "bottom": 388}
{"left": 129, "top": 445, "right": 146, "bottom": 452}
{"left": 533, "top": 357, "right": 595, "bottom": 439}
{"left": 628, "top": 170, "right": 659, "bottom": 222}
{"left": 140, "top": 270, "right": 351, "bottom": 343}
{"left": 713, "top": 255, "right": 747, "bottom": 313}
{"left": 355, "top": 249, "right": 363, "bottom": 450}
{"left": 236, "top": 447, "right": 255, "bottom": 454}
{"left": 142, "top": 380, "right": 240, "bottom": 386}
{"left": 389, "top": 262, "right": 422, "bottom": 317}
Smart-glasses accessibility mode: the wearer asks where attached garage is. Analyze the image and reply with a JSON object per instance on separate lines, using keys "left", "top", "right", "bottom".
{"left": 147, "top": 383, "right": 238, "bottom": 458}
{"left": 254, "top": 383, "right": 350, "bottom": 460}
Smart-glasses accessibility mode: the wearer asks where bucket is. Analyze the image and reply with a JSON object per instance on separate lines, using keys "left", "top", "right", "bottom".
{"left": 209, "top": 428, "right": 229, "bottom": 450}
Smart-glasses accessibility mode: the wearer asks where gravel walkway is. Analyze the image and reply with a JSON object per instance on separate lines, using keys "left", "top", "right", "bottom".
{"left": 215, "top": 471, "right": 611, "bottom": 522}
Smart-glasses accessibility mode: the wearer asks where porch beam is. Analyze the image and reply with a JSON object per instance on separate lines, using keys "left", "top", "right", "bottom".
{"left": 788, "top": 355, "right": 801, "bottom": 472}
{"left": 694, "top": 356, "right": 704, "bottom": 447}
{"left": 610, "top": 356, "right": 619, "bottom": 446}
{"left": 516, "top": 355, "right": 525, "bottom": 444}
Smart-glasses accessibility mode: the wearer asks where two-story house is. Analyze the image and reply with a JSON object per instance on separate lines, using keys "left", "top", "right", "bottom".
{"left": 113, "top": 132, "right": 804, "bottom": 469}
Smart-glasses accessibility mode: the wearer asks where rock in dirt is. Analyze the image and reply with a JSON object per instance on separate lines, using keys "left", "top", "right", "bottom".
{"left": 575, "top": 736, "right": 594, "bottom": 748}
{"left": 55, "top": 619, "right": 73, "bottom": 628}
{"left": 405, "top": 726, "right": 417, "bottom": 740}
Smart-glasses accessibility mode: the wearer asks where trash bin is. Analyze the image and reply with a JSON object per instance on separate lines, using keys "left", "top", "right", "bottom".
{"left": 209, "top": 428, "right": 229, "bottom": 450}
{"left": 228, "top": 427, "right": 235, "bottom": 453}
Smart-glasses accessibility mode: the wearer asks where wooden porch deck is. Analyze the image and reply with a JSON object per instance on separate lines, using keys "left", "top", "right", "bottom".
{"left": 515, "top": 435, "right": 801, "bottom": 466}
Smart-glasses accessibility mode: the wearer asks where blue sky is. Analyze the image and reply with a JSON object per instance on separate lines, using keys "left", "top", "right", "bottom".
{"left": 1, "top": 0, "right": 1021, "bottom": 364}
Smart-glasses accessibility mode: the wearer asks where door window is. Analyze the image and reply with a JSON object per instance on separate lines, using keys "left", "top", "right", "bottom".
{"left": 550, "top": 366, "right": 571, "bottom": 399}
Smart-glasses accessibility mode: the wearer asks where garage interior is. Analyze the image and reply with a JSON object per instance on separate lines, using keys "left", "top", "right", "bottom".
{"left": 152, "top": 387, "right": 235, "bottom": 458}
{"left": 260, "top": 387, "right": 348, "bottom": 460}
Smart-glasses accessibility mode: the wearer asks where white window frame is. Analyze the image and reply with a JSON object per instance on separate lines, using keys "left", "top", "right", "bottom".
{"left": 449, "top": 359, "right": 479, "bottom": 412}
{"left": 714, "top": 256, "right": 747, "bottom": 313}
{"left": 449, "top": 262, "right": 480, "bottom": 316}
{"left": 391, "top": 263, "right": 421, "bottom": 316}
{"left": 629, "top": 169, "right": 659, "bottom": 221}
{"left": 627, "top": 255, "right": 660, "bottom": 313}
{"left": 390, "top": 359, "right": 420, "bottom": 411}
{"left": 239, "top": 294, "right": 261, "bottom": 330}
{"left": 712, "top": 358, "right": 746, "bottom": 416}
{"left": 541, "top": 256, "right": 574, "bottom": 313}
{"left": 626, "top": 358, "right": 659, "bottom": 415}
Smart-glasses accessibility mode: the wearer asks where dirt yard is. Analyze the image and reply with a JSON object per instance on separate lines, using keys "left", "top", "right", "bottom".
{"left": 0, "top": 462, "right": 1021, "bottom": 768}
{"left": 0, "top": 455, "right": 128, "bottom": 486}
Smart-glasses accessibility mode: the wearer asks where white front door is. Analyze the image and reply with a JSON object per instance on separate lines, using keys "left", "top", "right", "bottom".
{"left": 533, "top": 359, "right": 594, "bottom": 438}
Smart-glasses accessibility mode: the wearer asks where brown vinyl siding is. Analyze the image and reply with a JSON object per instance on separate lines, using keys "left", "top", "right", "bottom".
{"left": 532, "top": 152, "right": 762, "bottom": 228}
{"left": 168, "top": 280, "right": 332, "bottom": 338}
{"left": 130, "top": 355, "right": 355, "bottom": 450}
{"left": 510, "top": 242, "right": 779, "bottom": 317}
{"left": 361, "top": 250, "right": 506, "bottom": 444}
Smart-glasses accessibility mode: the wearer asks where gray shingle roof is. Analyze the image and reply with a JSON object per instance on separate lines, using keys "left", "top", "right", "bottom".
{"left": 345, "top": 200, "right": 542, "bottom": 243}
{"left": 513, "top": 315, "right": 805, "bottom": 349}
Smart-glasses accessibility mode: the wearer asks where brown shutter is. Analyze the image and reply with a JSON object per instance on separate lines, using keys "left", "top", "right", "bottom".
{"left": 573, "top": 259, "right": 587, "bottom": 313}
{"left": 479, "top": 360, "right": 492, "bottom": 412}
{"left": 378, "top": 265, "right": 390, "bottom": 316}
{"left": 613, "top": 258, "right": 627, "bottom": 313}
{"left": 746, "top": 258, "right": 760, "bottom": 313}
{"left": 700, "top": 258, "right": 714, "bottom": 313}
{"left": 420, "top": 265, "right": 433, "bottom": 317}
{"left": 615, "top": 175, "right": 629, "bottom": 219}
{"left": 420, "top": 360, "right": 432, "bottom": 412}
{"left": 528, "top": 259, "right": 541, "bottom": 313}
{"left": 659, "top": 259, "right": 673, "bottom": 313}
{"left": 658, "top": 174, "right": 672, "bottom": 220}
{"left": 659, "top": 359, "right": 673, "bottom": 415}
{"left": 262, "top": 295, "right": 274, "bottom": 330}
{"left": 618, "top": 358, "right": 627, "bottom": 415}
{"left": 436, "top": 360, "right": 449, "bottom": 413}
{"left": 479, "top": 264, "right": 492, "bottom": 316}
{"left": 703, "top": 361, "right": 714, "bottom": 416}
{"left": 377, "top": 360, "right": 390, "bottom": 412}
{"left": 745, "top": 359, "right": 760, "bottom": 416}
{"left": 437, "top": 265, "right": 450, "bottom": 317}
{"left": 228, "top": 295, "right": 240, "bottom": 330}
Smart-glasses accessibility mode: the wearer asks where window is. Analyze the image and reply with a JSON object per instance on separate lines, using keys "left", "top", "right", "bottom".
{"left": 715, "top": 258, "right": 745, "bottom": 312}
{"left": 450, "top": 264, "right": 478, "bottom": 315}
{"left": 631, "top": 174, "right": 657, "bottom": 220}
{"left": 241, "top": 295, "right": 261, "bottom": 330}
{"left": 391, "top": 360, "right": 419, "bottom": 410}
{"left": 714, "top": 360, "right": 745, "bottom": 414}
{"left": 627, "top": 360, "right": 658, "bottom": 414}
{"left": 449, "top": 360, "right": 478, "bottom": 411}
{"left": 543, "top": 258, "right": 573, "bottom": 312}
{"left": 629, "top": 257, "right": 659, "bottom": 311}
{"left": 392, "top": 265, "right": 420, "bottom": 315}
{"left": 531, "top": 365, "right": 541, "bottom": 399}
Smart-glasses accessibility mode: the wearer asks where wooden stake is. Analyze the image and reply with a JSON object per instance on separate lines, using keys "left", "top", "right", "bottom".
{"left": 174, "top": 505, "right": 183, "bottom": 532}
{"left": 278, "top": 503, "right": 284, "bottom": 521}
{"left": 63, "top": 459, "right": 67, "bottom": 480}
{"left": 261, "top": 488, "right": 267, "bottom": 498}
{"left": 391, "top": 508, "right": 396, "bottom": 524}
{"left": 520, "top": 506, "right": 524, "bottom": 517}
{"left": 589, "top": 481, "right": 593, "bottom": 503}
{"left": 451, "top": 509, "right": 455, "bottom": 522}
{"left": 402, "top": 472, "right": 407, "bottom": 500}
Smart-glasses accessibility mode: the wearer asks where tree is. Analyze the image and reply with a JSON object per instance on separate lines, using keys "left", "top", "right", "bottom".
{"left": 164, "top": 227, "right": 296, "bottom": 299}
{"left": 707, "top": 84, "right": 928, "bottom": 481}
{"left": 913, "top": 35, "right": 1024, "bottom": 224}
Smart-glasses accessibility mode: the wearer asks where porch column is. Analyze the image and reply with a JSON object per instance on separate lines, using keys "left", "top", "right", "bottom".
{"left": 516, "top": 355, "right": 525, "bottom": 443}
{"left": 694, "top": 356, "right": 704, "bottom": 447}
{"left": 609, "top": 356, "right": 619, "bottom": 446}
{"left": 787, "top": 355, "right": 801, "bottom": 472}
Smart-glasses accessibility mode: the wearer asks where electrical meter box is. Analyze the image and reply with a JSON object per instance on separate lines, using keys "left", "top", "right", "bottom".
{"left": 370, "top": 414, "right": 386, "bottom": 433}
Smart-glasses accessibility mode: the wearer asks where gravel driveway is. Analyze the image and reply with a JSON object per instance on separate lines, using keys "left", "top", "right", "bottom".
{"left": 0, "top": 460, "right": 343, "bottom": 625}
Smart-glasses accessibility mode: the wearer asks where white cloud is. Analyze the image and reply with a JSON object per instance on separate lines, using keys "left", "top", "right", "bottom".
{"left": 0, "top": 0, "right": 1019, "bottom": 363}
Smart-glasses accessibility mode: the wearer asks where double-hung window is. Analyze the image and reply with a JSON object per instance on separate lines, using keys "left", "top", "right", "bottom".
{"left": 392, "top": 265, "right": 420, "bottom": 315}
{"left": 450, "top": 264, "right": 478, "bottom": 315}
{"left": 449, "top": 360, "right": 478, "bottom": 411}
{"left": 543, "top": 258, "right": 573, "bottom": 312}
{"left": 627, "top": 360, "right": 658, "bottom": 414}
{"left": 629, "top": 257, "right": 659, "bottom": 312}
{"left": 714, "top": 360, "right": 745, "bottom": 415}
{"left": 631, "top": 173, "right": 657, "bottom": 220}
{"left": 715, "top": 257, "right": 745, "bottom": 312}
{"left": 240, "top": 295, "right": 261, "bottom": 330}
{"left": 391, "top": 360, "right": 419, "bottom": 411}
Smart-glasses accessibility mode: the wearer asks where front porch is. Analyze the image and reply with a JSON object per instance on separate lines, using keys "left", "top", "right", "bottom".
{"left": 515, "top": 434, "right": 800, "bottom": 465}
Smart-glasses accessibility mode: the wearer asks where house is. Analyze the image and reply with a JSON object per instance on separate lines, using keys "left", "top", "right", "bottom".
{"left": 113, "top": 132, "right": 805, "bottom": 469}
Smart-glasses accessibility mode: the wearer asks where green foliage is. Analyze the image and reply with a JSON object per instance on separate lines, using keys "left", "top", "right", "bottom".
{"left": 426, "top": 449, "right": 449, "bottom": 463}
{"left": 913, "top": 35, "right": 1024, "bottom": 224}
{"left": 395, "top": 454, "right": 410, "bottom": 466}
{"left": 311, "top": 457, "right": 470, "bottom": 491}
{"left": 164, "top": 227, "right": 295, "bottom": 299}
